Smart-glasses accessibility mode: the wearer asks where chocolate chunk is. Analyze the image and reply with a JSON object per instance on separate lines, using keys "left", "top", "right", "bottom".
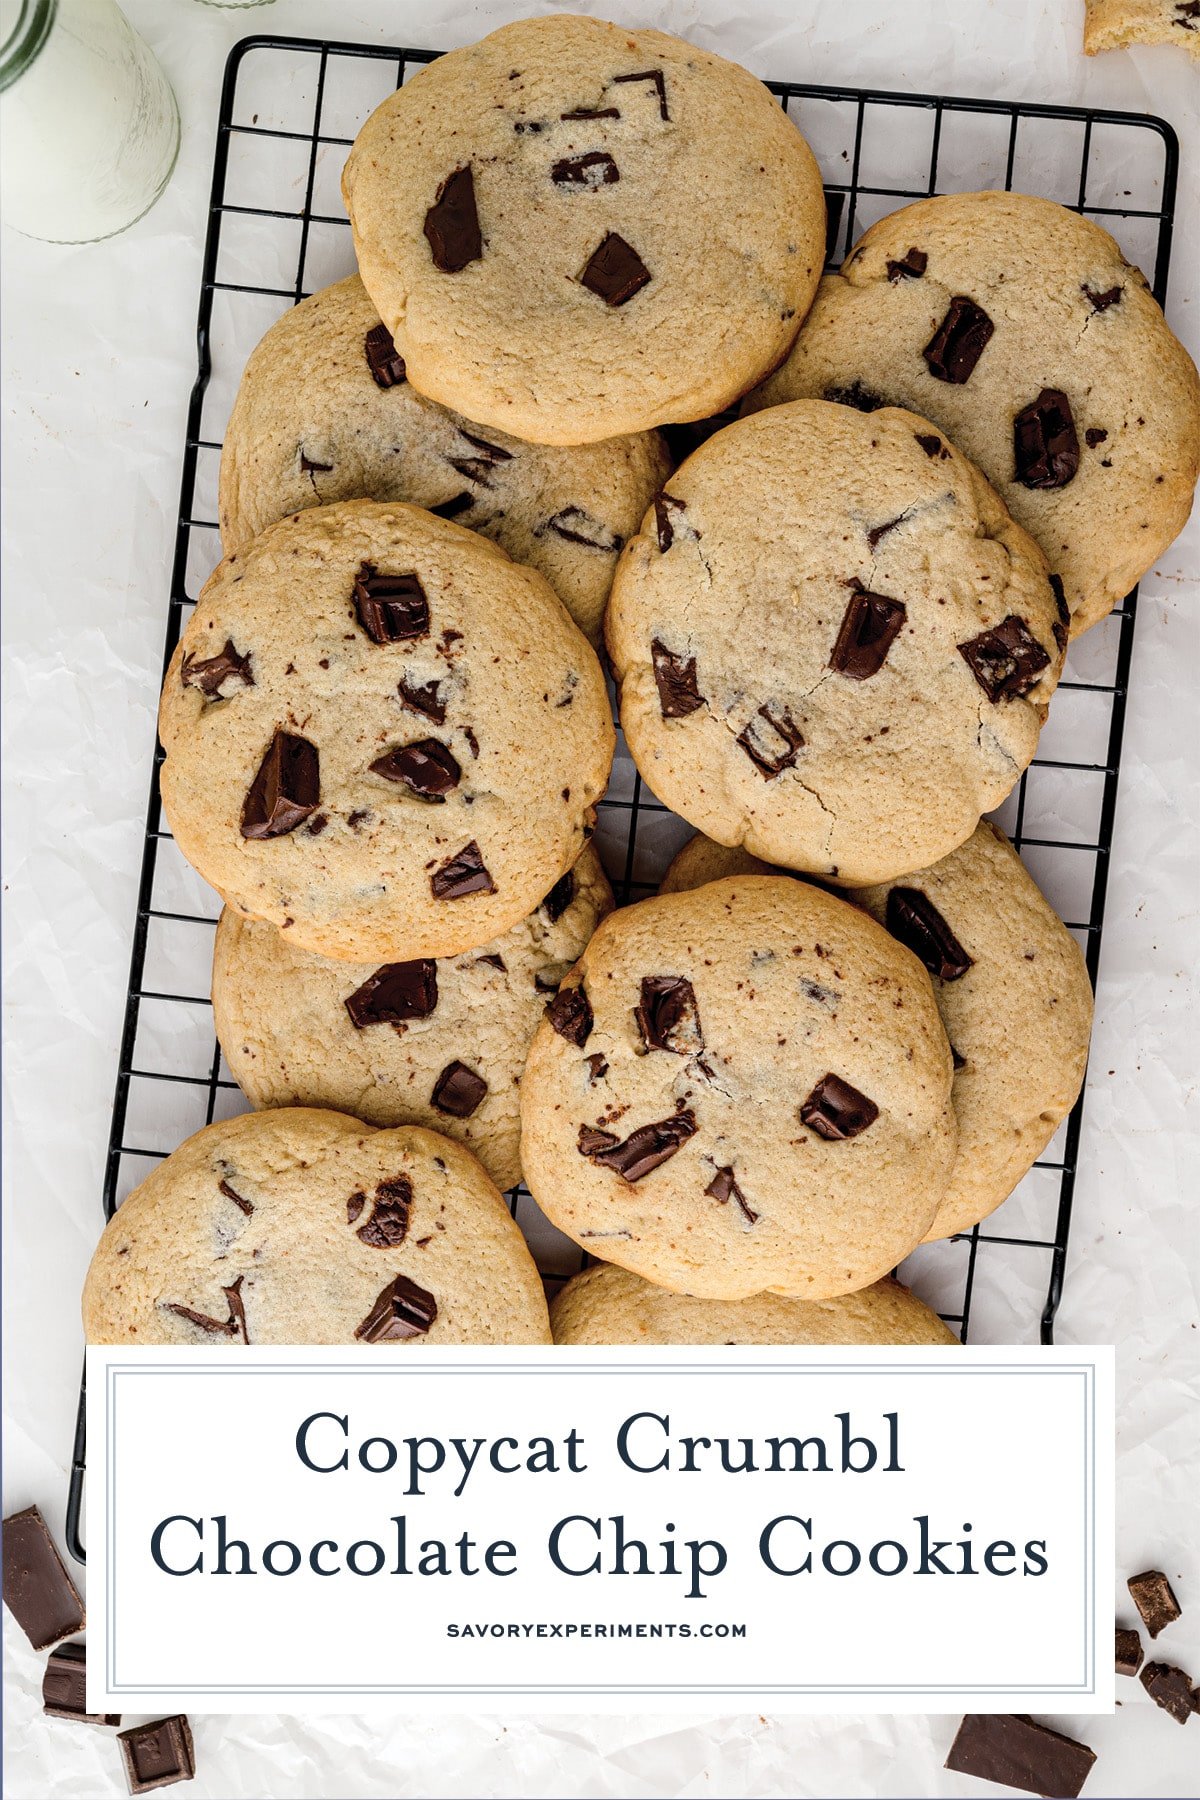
{"left": 364, "top": 320, "right": 406, "bottom": 387}
{"left": 542, "top": 506, "right": 622, "bottom": 552}
{"left": 398, "top": 674, "right": 446, "bottom": 722}
{"left": 587, "top": 1109, "right": 697, "bottom": 1181}
{"left": 424, "top": 165, "right": 482, "bottom": 272}
{"left": 181, "top": 639, "right": 253, "bottom": 699}
{"left": 370, "top": 738, "right": 461, "bottom": 800}
{"left": 1115, "top": 1626, "right": 1144, "bottom": 1676}
{"left": 830, "top": 587, "right": 906, "bottom": 679}
{"left": 1128, "top": 1569, "right": 1182, "bottom": 1638}
{"left": 923, "top": 296, "right": 994, "bottom": 383}
{"left": 635, "top": 975, "right": 702, "bottom": 1055}
{"left": 705, "top": 1165, "right": 759, "bottom": 1225}
{"left": 1049, "top": 573, "right": 1071, "bottom": 627}
{"left": 447, "top": 428, "right": 513, "bottom": 486}
{"left": 561, "top": 105, "right": 620, "bottom": 120}
{"left": 347, "top": 1192, "right": 365, "bottom": 1224}
{"left": 578, "top": 1123, "right": 619, "bottom": 1155}
{"left": 355, "top": 1274, "right": 438, "bottom": 1341}
{"left": 579, "top": 232, "right": 651, "bottom": 305}
{"left": 944, "top": 1715, "right": 1095, "bottom": 1799}
{"left": 1085, "top": 427, "right": 1108, "bottom": 448}
{"left": 542, "top": 871, "right": 574, "bottom": 921}
{"left": 799, "top": 1073, "right": 878, "bottom": 1141}
{"left": 431, "top": 1059, "right": 488, "bottom": 1118}
{"left": 42, "top": 1641, "right": 120, "bottom": 1725}
{"left": 585, "top": 1052, "right": 608, "bottom": 1082}
{"left": 346, "top": 960, "right": 438, "bottom": 1027}
{"left": 240, "top": 730, "right": 319, "bottom": 839}
{"left": 886, "top": 887, "right": 973, "bottom": 981}
{"left": 1083, "top": 283, "right": 1122, "bottom": 312}
{"left": 824, "top": 381, "right": 887, "bottom": 412}
{"left": 353, "top": 563, "right": 430, "bottom": 644}
{"left": 886, "top": 247, "right": 927, "bottom": 281}
{"left": 958, "top": 616, "right": 1051, "bottom": 702}
{"left": 613, "top": 68, "right": 670, "bottom": 120}
{"left": 117, "top": 1716, "right": 196, "bottom": 1794}
{"left": 1014, "top": 388, "right": 1080, "bottom": 489}
{"left": 866, "top": 516, "right": 905, "bottom": 549}
{"left": 429, "top": 492, "right": 474, "bottom": 519}
{"left": 737, "top": 704, "right": 804, "bottom": 777}
{"left": 356, "top": 1175, "right": 412, "bottom": 1247}
{"left": 915, "top": 431, "right": 950, "bottom": 459}
{"left": 219, "top": 1178, "right": 253, "bottom": 1215}
{"left": 2, "top": 1507, "right": 85, "bottom": 1651}
{"left": 552, "top": 150, "right": 620, "bottom": 188}
{"left": 651, "top": 638, "right": 704, "bottom": 717}
{"left": 546, "top": 985, "right": 593, "bottom": 1046}
{"left": 1140, "top": 1661, "right": 1196, "bottom": 1724}
{"left": 654, "top": 493, "right": 688, "bottom": 551}
{"left": 431, "top": 841, "right": 495, "bottom": 900}
{"left": 163, "top": 1276, "right": 249, "bottom": 1343}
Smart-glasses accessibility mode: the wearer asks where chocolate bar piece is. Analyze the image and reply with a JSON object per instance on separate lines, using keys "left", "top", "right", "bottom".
{"left": 1127, "top": 1568, "right": 1181, "bottom": 1638}
{"left": 2, "top": 1506, "right": 85, "bottom": 1650}
{"left": 1139, "top": 1660, "right": 1197, "bottom": 1725}
{"left": 944, "top": 1714, "right": 1095, "bottom": 1797}
{"left": 1115, "top": 1626, "right": 1144, "bottom": 1676}
{"left": 117, "top": 1716, "right": 195, "bottom": 1793}
{"left": 42, "top": 1641, "right": 121, "bottom": 1725}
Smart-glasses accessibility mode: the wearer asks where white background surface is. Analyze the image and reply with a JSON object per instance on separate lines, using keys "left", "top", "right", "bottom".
{"left": 1, "top": 0, "right": 1197, "bottom": 1794}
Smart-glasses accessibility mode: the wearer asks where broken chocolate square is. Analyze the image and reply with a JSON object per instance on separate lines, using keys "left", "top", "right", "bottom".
{"left": 345, "top": 960, "right": 438, "bottom": 1028}
{"left": 552, "top": 150, "right": 620, "bottom": 188}
{"left": 705, "top": 1165, "right": 759, "bottom": 1225}
{"left": 915, "top": 431, "right": 950, "bottom": 460}
{"left": 944, "top": 1715, "right": 1095, "bottom": 1798}
{"left": 181, "top": 639, "right": 253, "bottom": 699}
{"left": 1128, "top": 1569, "right": 1182, "bottom": 1638}
{"left": 364, "top": 321, "right": 406, "bottom": 388}
{"left": 355, "top": 1274, "right": 438, "bottom": 1341}
{"left": 240, "top": 730, "right": 320, "bottom": 839}
{"left": 431, "top": 841, "right": 495, "bottom": 900}
{"left": 578, "top": 1123, "right": 619, "bottom": 1155}
{"left": 42, "top": 1641, "right": 121, "bottom": 1725}
{"left": 1115, "top": 1626, "right": 1144, "bottom": 1676}
{"left": 635, "top": 975, "right": 702, "bottom": 1055}
{"left": 579, "top": 232, "right": 651, "bottom": 305}
{"left": 885, "top": 887, "right": 973, "bottom": 981}
{"left": 354, "top": 564, "right": 430, "bottom": 644}
{"left": 2, "top": 1506, "right": 85, "bottom": 1651}
{"left": 398, "top": 674, "right": 446, "bottom": 723}
{"left": 799, "top": 1073, "right": 878, "bottom": 1141}
{"left": 587, "top": 1109, "right": 697, "bottom": 1181}
{"left": 1140, "top": 1660, "right": 1196, "bottom": 1725}
{"left": 958, "top": 616, "right": 1051, "bottom": 702}
{"left": 370, "top": 738, "right": 461, "bottom": 800}
{"left": 424, "top": 165, "right": 482, "bottom": 272}
{"left": 117, "top": 1716, "right": 195, "bottom": 1794}
{"left": 546, "top": 985, "right": 593, "bottom": 1046}
{"left": 651, "top": 638, "right": 704, "bottom": 718}
{"left": 923, "top": 295, "right": 994, "bottom": 383}
{"left": 431, "top": 1060, "right": 488, "bottom": 1118}
{"left": 1082, "top": 283, "right": 1122, "bottom": 312}
{"left": 1014, "top": 388, "right": 1080, "bottom": 490}
{"left": 736, "top": 705, "right": 804, "bottom": 777}
{"left": 830, "top": 587, "right": 906, "bottom": 680}
{"left": 886, "top": 247, "right": 927, "bottom": 281}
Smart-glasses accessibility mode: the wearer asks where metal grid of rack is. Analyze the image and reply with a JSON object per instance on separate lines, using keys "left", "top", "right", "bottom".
{"left": 63, "top": 33, "right": 1180, "bottom": 1560}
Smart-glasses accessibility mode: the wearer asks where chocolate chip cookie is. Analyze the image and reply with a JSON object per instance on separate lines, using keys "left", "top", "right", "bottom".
{"left": 551, "top": 1263, "right": 958, "bottom": 1344}
{"left": 1084, "top": 0, "right": 1200, "bottom": 55}
{"left": 608, "top": 399, "right": 1064, "bottom": 887}
{"left": 341, "top": 15, "right": 825, "bottom": 445}
{"left": 218, "top": 274, "right": 671, "bottom": 645}
{"left": 519, "top": 874, "right": 957, "bottom": 1300}
{"left": 158, "top": 500, "right": 613, "bottom": 961}
{"left": 745, "top": 192, "right": 1200, "bottom": 636}
{"left": 211, "top": 845, "right": 612, "bottom": 1192}
{"left": 82, "top": 1108, "right": 552, "bottom": 1345}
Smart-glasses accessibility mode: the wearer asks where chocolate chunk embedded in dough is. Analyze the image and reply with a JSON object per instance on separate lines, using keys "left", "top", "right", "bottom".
{"left": 552, "top": 151, "right": 619, "bottom": 188}
{"left": 398, "top": 674, "right": 446, "bottom": 722}
{"left": 364, "top": 321, "right": 406, "bottom": 387}
{"left": 240, "top": 730, "right": 319, "bottom": 839}
{"left": 355, "top": 1274, "right": 438, "bottom": 1341}
{"left": 705, "top": 1165, "right": 759, "bottom": 1225}
{"left": 356, "top": 1176, "right": 412, "bottom": 1247}
{"left": 799, "top": 1073, "right": 878, "bottom": 1141}
{"left": 736, "top": 705, "right": 804, "bottom": 777}
{"left": 885, "top": 887, "right": 974, "bottom": 982}
{"left": 922, "top": 296, "right": 994, "bottom": 383}
{"left": 181, "top": 639, "right": 253, "bottom": 699}
{"left": 589, "top": 1109, "right": 697, "bottom": 1180}
{"left": 579, "top": 232, "right": 651, "bottom": 305}
{"left": 651, "top": 638, "right": 704, "bottom": 717}
{"left": 370, "top": 738, "right": 461, "bottom": 800}
{"left": 424, "top": 165, "right": 482, "bottom": 272}
{"left": 431, "top": 1060, "right": 488, "bottom": 1118}
{"left": 886, "top": 247, "right": 927, "bottom": 281}
{"left": 635, "top": 975, "right": 702, "bottom": 1055}
{"left": 546, "top": 985, "right": 593, "bottom": 1046}
{"left": 542, "top": 871, "right": 574, "bottom": 921}
{"left": 830, "top": 588, "right": 906, "bottom": 679}
{"left": 431, "top": 841, "right": 495, "bottom": 900}
{"left": 958, "top": 616, "right": 1051, "bottom": 703}
{"left": 345, "top": 960, "right": 438, "bottom": 1028}
{"left": 354, "top": 563, "right": 430, "bottom": 644}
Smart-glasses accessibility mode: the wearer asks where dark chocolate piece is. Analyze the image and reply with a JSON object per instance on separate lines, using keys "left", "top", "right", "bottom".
{"left": 1049, "top": 573, "right": 1071, "bottom": 628}
{"left": 355, "top": 1274, "right": 438, "bottom": 1341}
{"left": 635, "top": 975, "right": 702, "bottom": 1055}
{"left": 240, "top": 730, "right": 319, "bottom": 839}
{"left": 164, "top": 1275, "right": 249, "bottom": 1344}
{"left": 356, "top": 1175, "right": 412, "bottom": 1248}
{"left": 117, "top": 1716, "right": 195, "bottom": 1794}
{"left": 1084, "top": 427, "right": 1108, "bottom": 449}
{"left": 915, "top": 431, "right": 950, "bottom": 459}
{"left": 345, "top": 960, "right": 438, "bottom": 1028}
{"left": 431, "top": 841, "right": 495, "bottom": 900}
{"left": 1140, "top": 1661, "right": 1196, "bottom": 1724}
{"left": 219, "top": 1179, "right": 253, "bottom": 1216}
{"left": 1128, "top": 1569, "right": 1182, "bottom": 1638}
{"left": 370, "top": 738, "right": 461, "bottom": 800}
{"left": 651, "top": 638, "right": 704, "bottom": 717}
{"left": 588, "top": 1109, "right": 697, "bottom": 1181}
{"left": 830, "top": 587, "right": 906, "bottom": 679}
{"left": 364, "top": 320, "right": 406, "bottom": 387}
{"left": 944, "top": 1715, "right": 1095, "bottom": 1799}
{"left": 585, "top": 1052, "right": 608, "bottom": 1082}
{"left": 823, "top": 381, "right": 887, "bottom": 412}
{"left": 1082, "top": 283, "right": 1122, "bottom": 312}
{"left": 886, "top": 887, "right": 973, "bottom": 981}
{"left": 398, "top": 674, "right": 446, "bottom": 722}
{"left": 886, "top": 246, "right": 927, "bottom": 281}
{"left": 552, "top": 150, "right": 619, "bottom": 188}
{"left": 705, "top": 1165, "right": 759, "bottom": 1225}
{"left": 347, "top": 1192, "right": 365, "bottom": 1224}
{"left": 542, "top": 506, "right": 622, "bottom": 552}
{"left": 612, "top": 68, "right": 670, "bottom": 120}
{"left": 180, "top": 639, "right": 253, "bottom": 699}
{"left": 424, "top": 165, "right": 481, "bottom": 272}
{"left": 561, "top": 105, "right": 620, "bottom": 120}
{"left": 353, "top": 563, "right": 430, "bottom": 644}
{"left": 654, "top": 493, "right": 688, "bottom": 552}
{"left": 737, "top": 705, "right": 804, "bottom": 777}
{"left": 42, "top": 1641, "right": 121, "bottom": 1725}
{"left": 447, "top": 429, "right": 513, "bottom": 486}
{"left": 546, "top": 985, "right": 593, "bottom": 1046}
{"left": 1115, "top": 1626, "right": 1144, "bottom": 1676}
{"left": 542, "top": 871, "right": 574, "bottom": 921}
{"left": 922, "top": 295, "right": 994, "bottom": 383}
{"left": 431, "top": 1059, "right": 488, "bottom": 1118}
{"left": 579, "top": 232, "right": 651, "bottom": 305}
{"left": 799, "top": 1073, "right": 878, "bottom": 1141}
{"left": 578, "top": 1124, "right": 619, "bottom": 1155}
{"left": 958, "top": 616, "right": 1051, "bottom": 703}
{"left": 1014, "top": 388, "right": 1080, "bottom": 489}
{"left": 2, "top": 1507, "right": 85, "bottom": 1651}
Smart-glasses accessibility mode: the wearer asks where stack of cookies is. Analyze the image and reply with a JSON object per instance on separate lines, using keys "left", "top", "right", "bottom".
{"left": 82, "top": 13, "right": 1200, "bottom": 1353}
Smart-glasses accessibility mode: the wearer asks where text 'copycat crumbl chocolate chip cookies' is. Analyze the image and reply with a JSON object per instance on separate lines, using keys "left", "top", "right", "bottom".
{"left": 217, "top": 274, "right": 671, "bottom": 645}
{"left": 744, "top": 191, "right": 1200, "bottom": 636}
{"left": 1084, "top": 0, "right": 1200, "bottom": 56}
{"left": 211, "top": 844, "right": 612, "bottom": 1193}
{"left": 341, "top": 14, "right": 826, "bottom": 445}
{"left": 519, "top": 875, "right": 956, "bottom": 1300}
{"left": 158, "top": 500, "right": 613, "bottom": 961}
{"left": 607, "top": 399, "right": 1064, "bottom": 887}
{"left": 81, "top": 1109, "right": 552, "bottom": 1345}
{"left": 551, "top": 1264, "right": 959, "bottom": 1345}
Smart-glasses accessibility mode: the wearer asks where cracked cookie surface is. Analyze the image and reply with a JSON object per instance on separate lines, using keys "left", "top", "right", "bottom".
{"left": 608, "top": 399, "right": 1064, "bottom": 887}
{"left": 218, "top": 274, "right": 671, "bottom": 645}
{"left": 744, "top": 192, "right": 1200, "bottom": 636}
{"left": 519, "top": 875, "right": 957, "bottom": 1300}
{"left": 82, "top": 1108, "right": 551, "bottom": 1345}
{"left": 341, "top": 15, "right": 825, "bottom": 445}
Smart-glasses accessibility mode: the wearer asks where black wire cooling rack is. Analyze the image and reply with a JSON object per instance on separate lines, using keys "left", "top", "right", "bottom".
{"left": 64, "top": 33, "right": 1181, "bottom": 1560}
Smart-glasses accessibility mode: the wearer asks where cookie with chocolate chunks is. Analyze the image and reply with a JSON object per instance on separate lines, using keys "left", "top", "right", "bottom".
{"left": 211, "top": 846, "right": 611, "bottom": 1192}
{"left": 218, "top": 274, "right": 669, "bottom": 646}
{"left": 82, "top": 1109, "right": 551, "bottom": 1345}
{"left": 521, "top": 874, "right": 956, "bottom": 1301}
{"left": 1084, "top": 0, "right": 1200, "bottom": 60}
{"left": 160, "top": 499, "right": 613, "bottom": 961}
{"left": 341, "top": 15, "right": 826, "bottom": 444}
{"left": 744, "top": 190, "right": 1200, "bottom": 636}
{"left": 608, "top": 399, "right": 1062, "bottom": 887}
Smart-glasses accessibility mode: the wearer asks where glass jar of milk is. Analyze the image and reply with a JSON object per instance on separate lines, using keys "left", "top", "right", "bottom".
{"left": 0, "top": 0, "right": 179, "bottom": 241}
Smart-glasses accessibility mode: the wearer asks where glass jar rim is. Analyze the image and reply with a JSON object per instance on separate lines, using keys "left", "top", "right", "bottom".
{"left": 0, "top": 0, "right": 57, "bottom": 94}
